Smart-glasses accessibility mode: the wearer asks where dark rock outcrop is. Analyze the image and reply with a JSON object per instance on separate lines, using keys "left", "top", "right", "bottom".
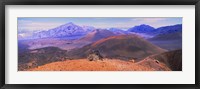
{"left": 87, "top": 50, "right": 103, "bottom": 61}
{"left": 145, "top": 49, "right": 182, "bottom": 71}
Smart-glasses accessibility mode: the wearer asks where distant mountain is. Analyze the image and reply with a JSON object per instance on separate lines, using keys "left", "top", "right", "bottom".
{"left": 19, "top": 23, "right": 182, "bottom": 40}
{"left": 82, "top": 26, "right": 95, "bottom": 32}
{"left": 31, "top": 22, "right": 91, "bottom": 39}
{"left": 127, "top": 24, "right": 182, "bottom": 36}
{"left": 109, "top": 28, "right": 129, "bottom": 35}
{"left": 48, "top": 29, "right": 118, "bottom": 50}
{"left": 68, "top": 34, "right": 166, "bottom": 60}
{"left": 78, "top": 29, "right": 116, "bottom": 42}
{"left": 128, "top": 24, "right": 155, "bottom": 33}
{"left": 18, "top": 29, "right": 116, "bottom": 51}
{"left": 155, "top": 24, "right": 182, "bottom": 35}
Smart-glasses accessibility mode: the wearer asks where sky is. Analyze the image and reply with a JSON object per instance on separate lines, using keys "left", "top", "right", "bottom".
{"left": 18, "top": 17, "right": 182, "bottom": 31}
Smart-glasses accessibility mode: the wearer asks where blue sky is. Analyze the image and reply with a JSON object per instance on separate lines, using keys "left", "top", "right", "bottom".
{"left": 18, "top": 17, "right": 182, "bottom": 31}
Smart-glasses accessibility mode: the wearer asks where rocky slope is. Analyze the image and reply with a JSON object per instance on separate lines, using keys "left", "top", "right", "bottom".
{"left": 28, "top": 59, "right": 171, "bottom": 71}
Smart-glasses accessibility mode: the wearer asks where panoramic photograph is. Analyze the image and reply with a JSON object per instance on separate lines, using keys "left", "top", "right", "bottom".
{"left": 18, "top": 17, "right": 182, "bottom": 71}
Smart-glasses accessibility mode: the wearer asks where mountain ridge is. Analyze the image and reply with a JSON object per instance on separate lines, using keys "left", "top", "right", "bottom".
{"left": 68, "top": 34, "right": 166, "bottom": 60}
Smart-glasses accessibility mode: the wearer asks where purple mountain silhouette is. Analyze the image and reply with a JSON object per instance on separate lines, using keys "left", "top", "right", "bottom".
{"left": 32, "top": 22, "right": 94, "bottom": 39}
{"left": 128, "top": 24, "right": 182, "bottom": 36}
{"left": 128, "top": 24, "right": 155, "bottom": 33}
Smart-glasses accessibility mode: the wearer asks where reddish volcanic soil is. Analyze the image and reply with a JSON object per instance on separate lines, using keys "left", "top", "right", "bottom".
{"left": 28, "top": 59, "right": 171, "bottom": 71}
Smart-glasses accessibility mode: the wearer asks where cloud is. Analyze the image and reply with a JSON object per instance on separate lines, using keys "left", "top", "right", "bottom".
{"left": 18, "top": 18, "right": 182, "bottom": 31}
{"left": 131, "top": 18, "right": 167, "bottom": 23}
{"left": 18, "top": 20, "right": 65, "bottom": 31}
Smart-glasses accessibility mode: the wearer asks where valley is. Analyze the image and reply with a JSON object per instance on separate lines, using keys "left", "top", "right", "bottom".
{"left": 18, "top": 22, "right": 182, "bottom": 71}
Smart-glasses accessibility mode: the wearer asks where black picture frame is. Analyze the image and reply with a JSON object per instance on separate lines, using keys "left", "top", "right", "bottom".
{"left": 0, "top": 0, "right": 200, "bottom": 89}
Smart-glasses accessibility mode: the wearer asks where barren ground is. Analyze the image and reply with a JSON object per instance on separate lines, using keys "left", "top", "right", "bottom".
{"left": 28, "top": 59, "right": 171, "bottom": 71}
